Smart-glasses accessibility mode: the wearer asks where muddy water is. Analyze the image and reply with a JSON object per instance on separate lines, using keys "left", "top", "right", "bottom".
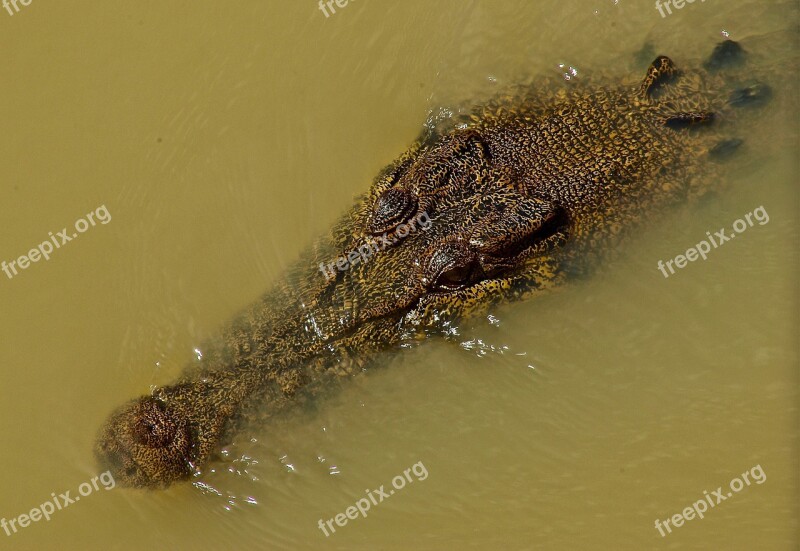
{"left": 0, "top": 0, "right": 797, "bottom": 549}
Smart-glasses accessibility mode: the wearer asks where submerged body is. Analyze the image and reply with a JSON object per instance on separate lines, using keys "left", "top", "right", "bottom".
{"left": 97, "top": 41, "right": 770, "bottom": 488}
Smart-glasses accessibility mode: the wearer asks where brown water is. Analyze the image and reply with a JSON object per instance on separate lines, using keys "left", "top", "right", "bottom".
{"left": 0, "top": 1, "right": 797, "bottom": 549}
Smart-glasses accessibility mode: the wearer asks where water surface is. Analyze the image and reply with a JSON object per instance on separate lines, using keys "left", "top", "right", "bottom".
{"left": 0, "top": 1, "right": 797, "bottom": 549}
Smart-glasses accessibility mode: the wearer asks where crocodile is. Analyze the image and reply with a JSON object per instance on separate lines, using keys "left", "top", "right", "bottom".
{"left": 96, "top": 40, "right": 773, "bottom": 488}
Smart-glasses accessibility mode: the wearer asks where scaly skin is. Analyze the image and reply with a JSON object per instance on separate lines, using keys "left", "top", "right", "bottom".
{"left": 96, "top": 41, "right": 771, "bottom": 488}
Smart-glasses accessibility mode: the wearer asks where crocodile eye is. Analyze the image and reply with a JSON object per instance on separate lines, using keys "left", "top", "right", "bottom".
{"left": 434, "top": 264, "right": 476, "bottom": 292}
{"left": 370, "top": 188, "right": 418, "bottom": 235}
{"left": 428, "top": 242, "right": 481, "bottom": 292}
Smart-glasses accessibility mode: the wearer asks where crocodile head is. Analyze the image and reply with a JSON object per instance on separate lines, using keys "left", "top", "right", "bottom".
{"left": 96, "top": 129, "right": 575, "bottom": 487}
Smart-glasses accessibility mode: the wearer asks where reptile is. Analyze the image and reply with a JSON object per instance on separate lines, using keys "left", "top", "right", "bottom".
{"left": 96, "top": 40, "right": 773, "bottom": 488}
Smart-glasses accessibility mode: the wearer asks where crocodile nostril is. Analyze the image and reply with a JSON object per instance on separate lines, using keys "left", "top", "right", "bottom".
{"left": 133, "top": 417, "right": 175, "bottom": 448}
{"left": 132, "top": 400, "right": 178, "bottom": 448}
{"left": 370, "top": 188, "right": 418, "bottom": 235}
